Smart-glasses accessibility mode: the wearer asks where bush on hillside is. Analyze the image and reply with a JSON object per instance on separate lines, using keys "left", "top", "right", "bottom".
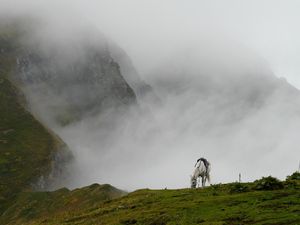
{"left": 229, "top": 182, "right": 249, "bottom": 193}
{"left": 253, "top": 176, "right": 283, "bottom": 191}
{"left": 286, "top": 171, "right": 300, "bottom": 181}
{"left": 210, "top": 183, "right": 223, "bottom": 196}
{"left": 284, "top": 172, "right": 300, "bottom": 189}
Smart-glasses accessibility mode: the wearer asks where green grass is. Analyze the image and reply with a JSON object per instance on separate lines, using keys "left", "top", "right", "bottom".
{"left": 1, "top": 179, "right": 299, "bottom": 225}
{"left": 0, "top": 28, "right": 65, "bottom": 214}
{"left": 0, "top": 183, "right": 126, "bottom": 225}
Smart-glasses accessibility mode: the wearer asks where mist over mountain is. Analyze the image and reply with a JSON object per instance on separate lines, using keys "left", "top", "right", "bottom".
{"left": 11, "top": 26, "right": 139, "bottom": 127}
{"left": 133, "top": 43, "right": 300, "bottom": 188}
{"left": 1, "top": 2, "right": 300, "bottom": 224}
{"left": 0, "top": 17, "right": 158, "bottom": 189}
{"left": 109, "top": 40, "right": 155, "bottom": 100}
{"left": 51, "top": 38, "right": 300, "bottom": 190}
{"left": 0, "top": 2, "right": 299, "bottom": 191}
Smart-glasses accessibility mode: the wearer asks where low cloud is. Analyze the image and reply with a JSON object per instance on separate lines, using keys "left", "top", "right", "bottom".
{"left": 1, "top": 0, "right": 300, "bottom": 190}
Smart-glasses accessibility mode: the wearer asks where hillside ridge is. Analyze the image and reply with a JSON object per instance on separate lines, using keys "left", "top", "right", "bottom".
{"left": 1, "top": 173, "right": 299, "bottom": 225}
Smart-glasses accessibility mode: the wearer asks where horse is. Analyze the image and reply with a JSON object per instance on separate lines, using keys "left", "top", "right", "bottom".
{"left": 190, "top": 159, "right": 211, "bottom": 188}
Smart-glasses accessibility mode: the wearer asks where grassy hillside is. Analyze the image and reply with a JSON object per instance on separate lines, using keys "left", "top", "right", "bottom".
{"left": 1, "top": 175, "right": 299, "bottom": 225}
{"left": 1, "top": 184, "right": 126, "bottom": 225}
{"left": 0, "top": 27, "right": 67, "bottom": 213}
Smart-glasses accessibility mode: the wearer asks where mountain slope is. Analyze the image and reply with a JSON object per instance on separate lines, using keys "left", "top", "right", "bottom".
{"left": 0, "top": 26, "right": 70, "bottom": 214}
{"left": 109, "top": 40, "right": 155, "bottom": 100}
{"left": 1, "top": 183, "right": 126, "bottom": 225}
{"left": 11, "top": 24, "right": 138, "bottom": 126}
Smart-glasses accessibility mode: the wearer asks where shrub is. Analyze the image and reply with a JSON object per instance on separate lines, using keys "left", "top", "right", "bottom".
{"left": 284, "top": 179, "right": 299, "bottom": 189}
{"left": 253, "top": 176, "right": 283, "bottom": 191}
{"left": 210, "top": 183, "right": 222, "bottom": 196}
{"left": 286, "top": 171, "right": 300, "bottom": 181}
{"left": 210, "top": 183, "right": 222, "bottom": 190}
{"left": 229, "top": 182, "right": 249, "bottom": 193}
{"left": 284, "top": 172, "right": 300, "bottom": 189}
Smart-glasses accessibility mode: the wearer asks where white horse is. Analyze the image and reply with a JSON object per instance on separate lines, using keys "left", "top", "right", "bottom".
{"left": 190, "top": 160, "right": 211, "bottom": 188}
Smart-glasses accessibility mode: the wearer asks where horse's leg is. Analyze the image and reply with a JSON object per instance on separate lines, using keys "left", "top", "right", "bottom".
{"left": 202, "top": 177, "right": 205, "bottom": 187}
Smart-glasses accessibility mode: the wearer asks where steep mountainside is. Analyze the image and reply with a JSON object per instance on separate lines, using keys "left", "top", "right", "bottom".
{"left": 109, "top": 40, "right": 154, "bottom": 99}
{"left": 0, "top": 20, "right": 144, "bottom": 217}
{"left": 15, "top": 46, "right": 137, "bottom": 126}
{"left": 8, "top": 24, "right": 141, "bottom": 126}
{"left": 0, "top": 29, "right": 70, "bottom": 214}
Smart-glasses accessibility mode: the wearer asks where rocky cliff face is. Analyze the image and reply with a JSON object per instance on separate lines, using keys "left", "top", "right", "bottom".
{"left": 14, "top": 38, "right": 138, "bottom": 126}
{"left": 108, "top": 40, "right": 154, "bottom": 100}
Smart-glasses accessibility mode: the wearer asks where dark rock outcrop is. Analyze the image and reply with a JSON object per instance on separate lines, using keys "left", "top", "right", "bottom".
{"left": 15, "top": 41, "right": 137, "bottom": 125}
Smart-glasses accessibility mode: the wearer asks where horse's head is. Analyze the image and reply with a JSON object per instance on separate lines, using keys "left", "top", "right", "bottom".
{"left": 190, "top": 175, "right": 197, "bottom": 188}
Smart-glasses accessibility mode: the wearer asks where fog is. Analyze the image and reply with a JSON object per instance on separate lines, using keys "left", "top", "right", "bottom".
{"left": 1, "top": 0, "right": 300, "bottom": 190}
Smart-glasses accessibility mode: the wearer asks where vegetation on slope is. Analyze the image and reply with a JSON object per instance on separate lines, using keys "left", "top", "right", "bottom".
{"left": 0, "top": 26, "right": 67, "bottom": 214}
{"left": 1, "top": 183, "right": 126, "bottom": 225}
{"left": 2, "top": 173, "right": 299, "bottom": 225}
